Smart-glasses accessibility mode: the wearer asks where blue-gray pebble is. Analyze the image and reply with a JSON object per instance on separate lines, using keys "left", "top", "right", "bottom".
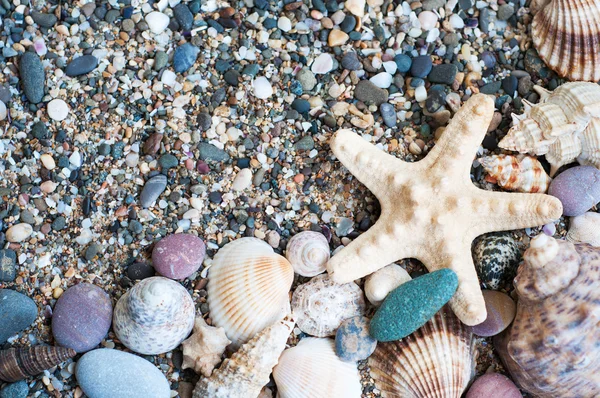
{"left": 0, "top": 289, "right": 38, "bottom": 344}
{"left": 0, "top": 381, "right": 29, "bottom": 398}
{"left": 0, "top": 249, "right": 16, "bottom": 282}
{"left": 380, "top": 103, "right": 396, "bottom": 127}
{"left": 394, "top": 54, "right": 412, "bottom": 73}
{"left": 65, "top": 55, "right": 98, "bottom": 77}
{"left": 410, "top": 55, "right": 432, "bottom": 78}
{"left": 19, "top": 52, "right": 45, "bottom": 104}
{"left": 140, "top": 174, "right": 167, "bottom": 208}
{"left": 335, "top": 316, "right": 377, "bottom": 362}
{"left": 174, "top": 43, "right": 200, "bottom": 73}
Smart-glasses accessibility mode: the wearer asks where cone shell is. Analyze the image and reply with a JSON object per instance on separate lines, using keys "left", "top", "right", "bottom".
{"left": 368, "top": 307, "right": 475, "bottom": 398}
{"left": 273, "top": 338, "right": 362, "bottom": 398}
{"left": 207, "top": 238, "right": 294, "bottom": 348}
{"left": 285, "top": 231, "right": 330, "bottom": 277}
{"left": 480, "top": 154, "right": 551, "bottom": 193}
{"left": 113, "top": 276, "right": 195, "bottom": 355}
{"left": 0, "top": 346, "right": 76, "bottom": 382}
{"left": 532, "top": 0, "right": 600, "bottom": 82}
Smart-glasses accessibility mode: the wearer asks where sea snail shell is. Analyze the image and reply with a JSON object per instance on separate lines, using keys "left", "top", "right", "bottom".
{"left": 285, "top": 231, "right": 330, "bottom": 277}
{"left": 0, "top": 346, "right": 76, "bottom": 382}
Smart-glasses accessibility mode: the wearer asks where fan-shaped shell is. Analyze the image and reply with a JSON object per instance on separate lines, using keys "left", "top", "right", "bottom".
{"left": 291, "top": 274, "right": 366, "bottom": 337}
{"left": 480, "top": 154, "right": 551, "bottom": 193}
{"left": 368, "top": 307, "right": 475, "bottom": 398}
{"left": 285, "top": 231, "right": 330, "bottom": 277}
{"left": 0, "top": 346, "right": 76, "bottom": 382}
{"left": 273, "top": 338, "right": 362, "bottom": 398}
{"left": 113, "top": 276, "right": 195, "bottom": 355}
{"left": 532, "top": 0, "right": 600, "bottom": 82}
{"left": 207, "top": 238, "right": 294, "bottom": 348}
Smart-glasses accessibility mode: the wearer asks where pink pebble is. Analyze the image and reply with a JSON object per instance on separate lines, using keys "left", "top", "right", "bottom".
{"left": 152, "top": 234, "right": 206, "bottom": 280}
{"left": 466, "top": 373, "right": 521, "bottom": 398}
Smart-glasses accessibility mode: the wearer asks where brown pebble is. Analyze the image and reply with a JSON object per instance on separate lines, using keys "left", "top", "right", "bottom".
{"left": 143, "top": 133, "right": 163, "bottom": 155}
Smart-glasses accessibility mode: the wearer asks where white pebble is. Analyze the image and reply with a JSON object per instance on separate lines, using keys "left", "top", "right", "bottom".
{"left": 125, "top": 152, "right": 139, "bottom": 167}
{"left": 47, "top": 99, "right": 69, "bottom": 121}
{"left": 278, "top": 17, "right": 292, "bottom": 32}
{"left": 40, "top": 154, "right": 56, "bottom": 170}
{"left": 0, "top": 100, "right": 6, "bottom": 121}
{"left": 6, "top": 223, "right": 33, "bottom": 243}
{"left": 345, "top": 0, "right": 365, "bottom": 17}
{"left": 69, "top": 151, "right": 82, "bottom": 168}
{"left": 161, "top": 70, "right": 177, "bottom": 86}
{"left": 383, "top": 61, "right": 397, "bottom": 75}
{"left": 232, "top": 168, "right": 253, "bottom": 191}
{"left": 311, "top": 53, "right": 333, "bottom": 74}
{"left": 418, "top": 11, "right": 438, "bottom": 30}
{"left": 370, "top": 72, "right": 393, "bottom": 89}
{"left": 450, "top": 14, "right": 465, "bottom": 29}
{"left": 415, "top": 86, "right": 427, "bottom": 102}
{"left": 145, "top": 12, "right": 170, "bottom": 34}
{"left": 253, "top": 76, "right": 273, "bottom": 99}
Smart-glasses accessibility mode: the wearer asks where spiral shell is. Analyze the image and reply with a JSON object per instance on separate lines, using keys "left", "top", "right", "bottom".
{"left": 368, "top": 307, "right": 475, "bottom": 398}
{"left": 285, "top": 231, "right": 330, "bottom": 277}
{"left": 480, "top": 154, "right": 551, "bottom": 193}
{"left": 207, "top": 238, "right": 294, "bottom": 348}
{"left": 532, "top": 0, "right": 600, "bottom": 82}
{"left": 273, "top": 338, "right": 362, "bottom": 398}
{"left": 0, "top": 346, "right": 76, "bottom": 382}
{"left": 113, "top": 276, "right": 195, "bottom": 355}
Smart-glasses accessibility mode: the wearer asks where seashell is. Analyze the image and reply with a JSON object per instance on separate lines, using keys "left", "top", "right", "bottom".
{"left": 364, "top": 264, "right": 411, "bottom": 306}
{"left": 113, "top": 276, "right": 195, "bottom": 355}
{"left": 182, "top": 316, "right": 231, "bottom": 377}
{"left": 285, "top": 231, "right": 330, "bottom": 277}
{"left": 273, "top": 337, "right": 362, "bottom": 398}
{"left": 567, "top": 211, "right": 600, "bottom": 246}
{"left": 368, "top": 306, "right": 475, "bottom": 398}
{"left": 0, "top": 346, "right": 76, "bottom": 382}
{"left": 207, "top": 237, "right": 294, "bottom": 348}
{"left": 472, "top": 232, "right": 521, "bottom": 290}
{"left": 479, "top": 154, "right": 552, "bottom": 193}
{"left": 495, "top": 234, "right": 600, "bottom": 397}
{"left": 291, "top": 274, "right": 366, "bottom": 337}
{"left": 577, "top": 116, "right": 600, "bottom": 168}
{"left": 532, "top": 0, "right": 600, "bottom": 82}
{"left": 192, "top": 318, "right": 294, "bottom": 398}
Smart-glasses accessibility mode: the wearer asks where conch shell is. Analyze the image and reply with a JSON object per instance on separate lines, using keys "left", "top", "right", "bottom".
{"left": 273, "top": 337, "right": 362, "bottom": 398}
{"left": 480, "top": 154, "right": 551, "bottom": 193}
{"left": 567, "top": 212, "right": 600, "bottom": 247}
{"left": 182, "top": 316, "right": 231, "bottom": 377}
{"left": 207, "top": 238, "right": 294, "bottom": 348}
{"left": 285, "top": 231, "right": 330, "bottom": 277}
{"left": 496, "top": 234, "right": 600, "bottom": 397}
{"left": 192, "top": 318, "right": 294, "bottom": 398}
{"left": 532, "top": 0, "right": 600, "bottom": 82}
{"left": 368, "top": 306, "right": 475, "bottom": 398}
{"left": 0, "top": 346, "right": 76, "bottom": 382}
{"left": 113, "top": 276, "right": 195, "bottom": 355}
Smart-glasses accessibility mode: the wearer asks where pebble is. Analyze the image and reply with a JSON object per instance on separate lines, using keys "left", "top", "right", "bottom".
{"left": 232, "top": 168, "right": 253, "bottom": 191}
{"left": 52, "top": 283, "right": 113, "bottom": 353}
{"left": 253, "top": 76, "right": 273, "bottom": 99}
{"left": 197, "top": 113, "right": 212, "bottom": 131}
{"left": 0, "top": 249, "right": 16, "bottom": 282}
{"left": 127, "top": 263, "right": 156, "bottom": 281}
{"left": 445, "top": 92, "right": 461, "bottom": 112}
{"left": 19, "top": 52, "right": 45, "bottom": 104}
{"left": 341, "top": 52, "right": 361, "bottom": 71}
{"left": 497, "top": 4, "right": 515, "bottom": 20}
{"left": 380, "top": 103, "right": 396, "bottom": 127}
{"left": 422, "top": 0, "right": 446, "bottom": 10}
{"left": 0, "top": 100, "right": 6, "bottom": 121}
{"left": 292, "top": 98, "right": 310, "bottom": 113}
{"left": 31, "top": 11, "right": 57, "bottom": 28}
{"left": 428, "top": 64, "right": 458, "bottom": 85}
{"left": 278, "top": 16, "right": 292, "bottom": 32}
{"left": 370, "top": 269, "right": 458, "bottom": 341}
{"left": 518, "top": 75, "right": 534, "bottom": 96}
{"left": 394, "top": 54, "right": 412, "bottom": 73}
{"left": 414, "top": 86, "right": 428, "bottom": 102}
{"left": 548, "top": 166, "right": 600, "bottom": 216}
{"left": 6, "top": 223, "right": 33, "bottom": 243}
{"left": 425, "top": 89, "right": 446, "bottom": 113}
{"left": 465, "top": 373, "right": 522, "bottom": 398}
{"left": 370, "top": 72, "right": 393, "bottom": 89}
{"left": 335, "top": 316, "right": 377, "bottom": 362}
{"left": 173, "top": 3, "right": 194, "bottom": 30}
{"left": 481, "top": 51, "right": 496, "bottom": 69}
{"left": 47, "top": 99, "right": 69, "bottom": 121}
{"left": 449, "top": 14, "right": 465, "bottom": 29}
{"left": 311, "top": 53, "right": 333, "bottom": 74}
{"left": 328, "top": 30, "right": 349, "bottom": 46}
{"left": 174, "top": 43, "right": 200, "bottom": 73}
{"left": 40, "top": 153, "right": 56, "bottom": 169}
{"left": 502, "top": 75, "right": 518, "bottom": 96}
{"left": 0, "top": 289, "right": 38, "bottom": 344}
{"left": 152, "top": 234, "right": 206, "bottom": 279}
{"left": 145, "top": 11, "right": 170, "bottom": 34}
{"left": 76, "top": 349, "right": 171, "bottom": 398}
{"left": 418, "top": 11, "right": 438, "bottom": 30}
{"left": 345, "top": 0, "right": 365, "bottom": 17}
{"left": 472, "top": 233, "right": 520, "bottom": 290}
{"left": 480, "top": 81, "right": 502, "bottom": 95}
{"left": 294, "top": 136, "right": 315, "bottom": 151}
{"left": 0, "top": 381, "right": 29, "bottom": 398}
{"left": 65, "top": 55, "right": 98, "bottom": 77}
{"left": 471, "top": 290, "right": 516, "bottom": 337}
{"left": 140, "top": 174, "right": 168, "bottom": 208}
{"left": 410, "top": 55, "right": 433, "bottom": 78}
{"left": 354, "top": 80, "right": 388, "bottom": 106}
{"left": 198, "top": 142, "right": 230, "bottom": 161}
{"left": 154, "top": 51, "right": 169, "bottom": 71}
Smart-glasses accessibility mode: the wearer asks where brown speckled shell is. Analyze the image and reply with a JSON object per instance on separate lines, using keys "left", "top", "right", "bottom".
{"left": 0, "top": 346, "right": 76, "bottom": 382}
{"left": 480, "top": 154, "right": 551, "bottom": 193}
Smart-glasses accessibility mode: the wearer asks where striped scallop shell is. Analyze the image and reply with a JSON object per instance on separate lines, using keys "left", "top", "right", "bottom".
{"left": 532, "top": 0, "right": 600, "bottom": 82}
{"left": 480, "top": 154, "right": 551, "bottom": 193}
{"left": 285, "top": 231, "right": 330, "bottom": 277}
{"left": 273, "top": 338, "right": 362, "bottom": 398}
{"left": 207, "top": 238, "right": 294, "bottom": 348}
{"left": 113, "top": 276, "right": 195, "bottom": 355}
{"left": 368, "top": 307, "right": 475, "bottom": 398}
{"left": 0, "top": 346, "right": 76, "bottom": 382}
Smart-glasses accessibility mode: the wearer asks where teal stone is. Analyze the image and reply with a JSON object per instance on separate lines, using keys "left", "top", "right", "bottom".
{"left": 370, "top": 269, "right": 458, "bottom": 342}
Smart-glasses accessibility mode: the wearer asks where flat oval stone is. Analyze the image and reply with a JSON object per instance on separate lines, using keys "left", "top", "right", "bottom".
{"left": 0, "top": 249, "right": 17, "bottom": 282}
{"left": 0, "top": 380, "right": 29, "bottom": 398}
{"left": 465, "top": 373, "right": 521, "bottom": 398}
{"left": 152, "top": 234, "right": 206, "bottom": 279}
{"left": 19, "top": 52, "right": 45, "bottom": 104}
{"left": 6, "top": 223, "right": 33, "bottom": 243}
{"left": 549, "top": 166, "right": 600, "bottom": 216}
{"left": 471, "top": 290, "right": 516, "bottom": 337}
{"left": 52, "top": 283, "right": 113, "bottom": 352}
{"left": 65, "top": 55, "right": 98, "bottom": 77}
{"left": 335, "top": 316, "right": 377, "bottom": 362}
{"left": 0, "top": 289, "right": 38, "bottom": 344}
{"left": 76, "top": 348, "right": 171, "bottom": 398}
{"left": 140, "top": 174, "right": 167, "bottom": 208}
{"left": 47, "top": 99, "right": 69, "bottom": 121}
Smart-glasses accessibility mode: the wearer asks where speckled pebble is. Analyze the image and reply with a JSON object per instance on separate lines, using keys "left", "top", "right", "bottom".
{"left": 335, "top": 316, "right": 377, "bottom": 362}
{"left": 152, "top": 234, "right": 206, "bottom": 279}
{"left": 549, "top": 166, "right": 600, "bottom": 216}
{"left": 465, "top": 373, "right": 522, "bottom": 398}
{"left": 0, "top": 249, "right": 16, "bottom": 282}
{"left": 472, "top": 233, "right": 521, "bottom": 290}
{"left": 127, "top": 263, "right": 156, "bottom": 281}
{"left": 0, "top": 381, "right": 29, "bottom": 398}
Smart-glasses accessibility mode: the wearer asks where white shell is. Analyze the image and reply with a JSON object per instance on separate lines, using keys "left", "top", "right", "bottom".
{"left": 182, "top": 316, "right": 231, "bottom": 377}
{"left": 364, "top": 264, "right": 412, "bottom": 306}
{"left": 273, "top": 338, "right": 362, "bottom": 398}
{"left": 567, "top": 212, "right": 600, "bottom": 247}
{"left": 208, "top": 238, "right": 294, "bottom": 348}
{"left": 113, "top": 276, "right": 195, "bottom": 355}
{"left": 285, "top": 231, "right": 330, "bottom": 277}
{"left": 291, "top": 274, "right": 366, "bottom": 337}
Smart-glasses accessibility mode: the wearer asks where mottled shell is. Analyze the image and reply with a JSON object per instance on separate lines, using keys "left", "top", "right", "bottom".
{"left": 496, "top": 234, "right": 600, "bottom": 397}
{"left": 193, "top": 319, "right": 294, "bottom": 398}
{"left": 207, "top": 238, "right": 294, "bottom": 348}
{"left": 532, "top": 0, "right": 600, "bottom": 82}
{"left": 567, "top": 212, "right": 600, "bottom": 246}
{"left": 472, "top": 233, "right": 521, "bottom": 290}
{"left": 291, "top": 274, "right": 366, "bottom": 337}
{"left": 273, "top": 337, "right": 362, "bottom": 398}
{"left": 285, "top": 231, "right": 330, "bottom": 277}
{"left": 364, "top": 264, "right": 411, "bottom": 306}
{"left": 113, "top": 276, "right": 195, "bottom": 355}
{"left": 480, "top": 154, "right": 551, "bottom": 193}
{"left": 0, "top": 346, "right": 76, "bottom": 382}
{"left": 182, "top": 316, "right": 231, "bottom": 377}
{"left": 369, "top": 307, "right": 475, "bottom": 398}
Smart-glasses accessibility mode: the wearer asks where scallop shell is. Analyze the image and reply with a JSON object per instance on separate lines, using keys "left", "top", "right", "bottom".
{"left": 273, "top": 337, "right": 362, "bottom": 398}
{"left": 567, "top": 212, "right": 600, "bottom": 246}
{"left": 113, "top": 276, "right": 195, "bottom": 355}
{"left": 0, "top": 346, "right": 76, "bottom": 382}
{"left": 207, "top": 237, "right": 294, "bottom": 348}
{"left": 364, "top": 264, "right": 411, "bottom": 306}
{"left": 480, "top": 154, "right": 551, "bottom": 193}
{"left": 182, "top": 316, "right": 231, "bottom": 377}
{"left": 192, "top": 318, "right": 294, "bottom": 398}
{"left": 368, "top": 307, "right": 476, "bottom": 398}
{"left": 285, "top": 231, "right": 330, "bottom": 277}
{"left": 291, "top": 274, "right": 366, "bottom": 337}
{"left": 532, "top": 0, "right": 600, "bottom": 82}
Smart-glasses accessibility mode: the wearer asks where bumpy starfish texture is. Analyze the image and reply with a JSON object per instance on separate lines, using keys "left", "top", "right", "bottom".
{"left": 327, "top": 94, "right": 563, "bottom": 326}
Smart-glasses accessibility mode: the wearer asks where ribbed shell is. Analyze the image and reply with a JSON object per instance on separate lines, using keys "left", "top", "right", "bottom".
{"left": 285, "top": 231, "right": 330, "bottom": 277}
{"left": 273, "top": 338, "right": 362, "bottom": 398}
{"left": 480, "top": 154, "right": 551, "bottom": 193}
{"left": 113, "top": 276, "right": 195, "bottom": 355}
{"left": 0, "top": 346, "right": 76, "bottom": 382}
{"left": 577, "top": 117, "right": 600, "bottom": 168}
{"left": 368, "top": 307, "right": 475, "bottom": 398}
{"left": 567, "top": 212, "right": 600, "bottom": 246}
{"left": 207, "top": 238, "right": 294, "bottom": 348}
{"left": 532, "top": 0, "right": 600, "bottom": 82}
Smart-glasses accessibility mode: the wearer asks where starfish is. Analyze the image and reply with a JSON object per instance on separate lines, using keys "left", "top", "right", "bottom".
{"left": 326, "top": 94, "right": 563, "bottom": 326}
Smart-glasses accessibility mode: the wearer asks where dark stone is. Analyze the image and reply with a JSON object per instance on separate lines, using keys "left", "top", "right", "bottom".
{"left": 0, "top": 380, "right": 29, "bottom": 398}
{"left": 394, "top": 54, "right": 412, "bottom": 73}
{"left": 428, "top": 64, "right": 458, "bottom": 85}
{"left": 197, "top": 113, "right": 212, "bottom": 131}
{"left": 291, "top": 98, "right": 310, "bottom": 114}
{"left": 0, "top": 249, "right": 16, "bottom": 282}
{"left": 159, "top": 153, "right": 178, "bottom": 170}
{"left": 223, "top": 70, "right": 240, "bottom": 86}
{"left": 65, "top": 55, "right": 98, "bottom": 77}
{"left": 354, "top": 80, "right": 388, "bottom": 106}
{"left": 502, "top": 75, "right": 518, "bottom": 96}
{"left": 140, "top": 174, "right": 168, "bottom": 208}
{"left": 31, "top": 11, "right": 57, "bottom": 28}
{"left": 31, "top": 121, "right": 49, "bottom": 139}
{"left": 127, "top": 263, "right": 155, "bottom": 281}
{"left": 173, "top": 4, "right": 194, "bottom": 30}
{"left": 341, "top": 52, "right": 361, "bottom": 71}
{"left": 410, "top": 55, "right": 433, "bottom": 78}
{"left": 340, "top": 15, "right": 356, "bottom": 32}
{"left": 426, "top": 89, "right": 446, "bottom": 113}
{"left": 173, "top": 43, "right": 200, "bottom": 73}
{"left": 198, "top": 143, "right": 230, "bottom": 162}
{"left": 19, "top": 52, "right": 45, "bottom": 104}
{"left": 51, "top": 216, "right": 66, "bottom": 230}
{"left": 0, "top": 289, "right": 38, "bottom": 344}
{"left": 208, "top": 191, "right": 223, "bottom": 204}
{"left": 480, "top": 81, "right": 502, "bottom": 94}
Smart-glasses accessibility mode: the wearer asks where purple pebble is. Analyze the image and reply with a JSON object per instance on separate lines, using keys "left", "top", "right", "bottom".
{"left": 52, "top": 283, "right": 113, "bottom": 353}
{"left": 471, "top": 290, "right": 516, "bottom": 337}
{"left": 548, "top": 166, "right": 600, "bottom": 217}
{"left": 152, "top": 233, "right": 206, "bottom": 280}
{"left": 466, "top": 373, "right": 521, "bottom": 398}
